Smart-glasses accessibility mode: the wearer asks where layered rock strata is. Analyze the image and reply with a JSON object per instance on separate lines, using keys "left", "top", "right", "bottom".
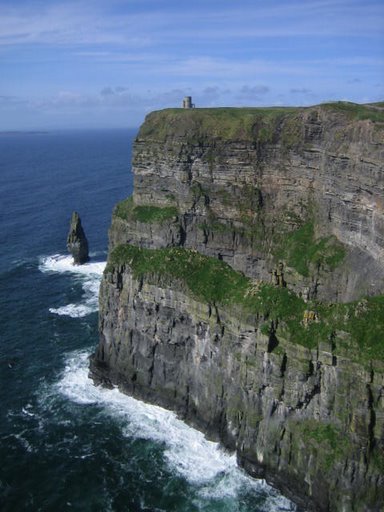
{"left": 91, "top": 103, "right": 384, "bottom": 511}
{"left": 110, "top": 104, "right": 384, "bottom": 303}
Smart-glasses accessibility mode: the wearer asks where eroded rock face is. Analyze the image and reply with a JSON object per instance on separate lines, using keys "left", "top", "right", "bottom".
{"left": 91, "top": 104, "right": 384, "bottom": 511}
{"left": 91, "top": 268, "right": 384, "bottom": 512}
{"left": 111, "top": 105, "right": 384, "bottom": 303}
{"left": 66, "top": 211, "right": 89, "bottom": 264}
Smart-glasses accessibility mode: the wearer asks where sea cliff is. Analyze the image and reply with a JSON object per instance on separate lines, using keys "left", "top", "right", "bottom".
{"left": 90, "top": 103, "right": 384, "bottom": 511}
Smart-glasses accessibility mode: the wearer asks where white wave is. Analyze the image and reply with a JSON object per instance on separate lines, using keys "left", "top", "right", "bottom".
{"left": 39, "top": 254, "right": 106, "bottom": 318}
{"left": 39, "top": 254, "right": 105, "bottom": 276}
{"left": 22, "top": 406, "right": 35, "bottom": 417}
{"left": 49, "top": 303, "right": 96, "bottom": 318}
{"left": 55, "top": 350, "right": 296, "bottom": 510}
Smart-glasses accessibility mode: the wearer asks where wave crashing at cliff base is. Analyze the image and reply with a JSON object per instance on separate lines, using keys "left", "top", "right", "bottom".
{"left": 39, "top": 254, "right": 105, "bottom": 317}
{"left": 55, "top": 349, "right": 295, "bottom": 510}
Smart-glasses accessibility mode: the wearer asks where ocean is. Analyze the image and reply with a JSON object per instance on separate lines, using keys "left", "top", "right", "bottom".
{"left": 0, "top": 129, "right": 296, "bottom": 511}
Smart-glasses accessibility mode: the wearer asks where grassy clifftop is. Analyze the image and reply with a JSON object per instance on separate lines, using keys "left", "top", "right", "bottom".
{"left": 138, "top": 106, "right": 299, "bottom": 142}
{"left": 137, "top": 102, "right": 384, "bottom": 143}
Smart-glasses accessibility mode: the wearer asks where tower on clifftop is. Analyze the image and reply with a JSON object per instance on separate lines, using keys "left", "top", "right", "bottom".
{"left": 182, "top": 96, "right": 195, "bottom": 108}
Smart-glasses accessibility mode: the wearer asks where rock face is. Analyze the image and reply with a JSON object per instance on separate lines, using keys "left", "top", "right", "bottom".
{"left": 90, "top": 103, "right": 384, "bottom": 511}
{"left": 66, "top": 211, "right": 89, "bottom": 264}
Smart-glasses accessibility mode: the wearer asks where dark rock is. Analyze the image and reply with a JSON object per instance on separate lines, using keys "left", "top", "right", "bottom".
{"left": 66, "top": 211, "right": 89, "bottom": 264}
{"left": 91, "top": 269, "right": 384, "bottom": 512}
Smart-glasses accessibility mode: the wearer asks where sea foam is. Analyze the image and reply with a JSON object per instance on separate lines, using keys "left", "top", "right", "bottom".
{"left": 39, "top": 254, "right": 105, "bottom": 318}
{"left": 56, "top": 350, "right": 296, "bottom": 510}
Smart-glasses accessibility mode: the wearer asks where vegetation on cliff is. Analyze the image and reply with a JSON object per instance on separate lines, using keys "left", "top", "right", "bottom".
{"left": 117, "top": 183, "right": 346, "bottom": 280}
{"left": 107, "top": 244, "right": 384, "bottom": 361}
{"left": 322, "top": 101, "right": 384, "bottom": 122}
{"left": 275, "top": 221, "right": 346, "bottom": 277}
{"left": 115, "top": 197, "right": 178, "bottom": 223}
{"left": 198, "top": 190, "right": 347, "bottom": 278}
{"left": 295, "top": 420, "right": 348, "bottom": 470}
{"left": 138, "top": 106, "right": 301, "bottom": 143}
{"left": 138, "top": 102, "right": 384, "bottom": 143}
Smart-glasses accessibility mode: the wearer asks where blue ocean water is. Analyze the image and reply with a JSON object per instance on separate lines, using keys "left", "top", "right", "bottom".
{"left": 0, "top": 130, "right": 296, "bottom": 511}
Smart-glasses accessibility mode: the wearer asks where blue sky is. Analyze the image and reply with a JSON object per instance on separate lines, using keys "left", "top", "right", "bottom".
{"left": 0, "top": 0, "right": 383, "bottom": 129}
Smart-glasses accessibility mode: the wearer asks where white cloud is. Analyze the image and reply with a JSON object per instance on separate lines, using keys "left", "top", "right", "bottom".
{"left": 0, "top": 0, "right": 382, "bottom": 48}
{"left": 0, "top": 2, "right": 151, "bottom": 46}
{"left": 237, "top": 85, "right": 270, "bottom": 100}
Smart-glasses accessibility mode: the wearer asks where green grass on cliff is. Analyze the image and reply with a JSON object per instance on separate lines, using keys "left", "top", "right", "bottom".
{"left": 322, "top": 102, "right": 384, "bottom": 123}
{"left": 138, "top": 107, "right": 301, "bottom": 143}
{"left": 200, "top": 195, "right": 346, "bottom": 277}
{"left": 294, "top": 420, "right": 348, "bottom": 470}
{"left": 107, "top": 244, "right": 304, "bottom": 318}
{"left": 108, "top": 244, "right": 249, "bottom": 304}
{"left": 276, "top": 221, "right": 346, "bottom": 277}
{"left": 107, "top": 244, "right": 384, "bottom": 361}
{"left": 115, "top": 197, "right": 178, "bottom": 223}
{"left": 138, "top": 102, "right": 384, "bottom": 144}
{"left": 334, "top": 296, "right": 384, "bottom": 360}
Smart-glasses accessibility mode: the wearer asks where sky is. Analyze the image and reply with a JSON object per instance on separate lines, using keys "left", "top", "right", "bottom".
{"left": 0, "top": 0, "right": 383, "bottom": 130}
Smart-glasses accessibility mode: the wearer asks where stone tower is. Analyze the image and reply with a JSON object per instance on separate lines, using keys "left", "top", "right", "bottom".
{"left": 182, "top": 96, "right": 195, "bottom": 109}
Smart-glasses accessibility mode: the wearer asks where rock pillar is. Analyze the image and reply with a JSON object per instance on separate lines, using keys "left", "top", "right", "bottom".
{"left": 66, "top": 211, "right": 89, "bottom": 265}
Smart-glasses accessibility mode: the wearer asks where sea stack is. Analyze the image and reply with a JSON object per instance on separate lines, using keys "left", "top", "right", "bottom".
{"left": 66, "top": 211, "right": 89, "bottom": 265}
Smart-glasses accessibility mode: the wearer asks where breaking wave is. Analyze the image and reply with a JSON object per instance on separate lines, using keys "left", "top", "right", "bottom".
{"left": 39, "top": 254, "right": 105, "bottom": 317}
{"left": 55, "top": 349, "right": 296, "bottom": 511}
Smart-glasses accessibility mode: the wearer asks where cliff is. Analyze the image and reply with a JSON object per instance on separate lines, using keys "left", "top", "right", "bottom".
{"left": 90, "top": 102, "right": 384, "bottom": 511}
